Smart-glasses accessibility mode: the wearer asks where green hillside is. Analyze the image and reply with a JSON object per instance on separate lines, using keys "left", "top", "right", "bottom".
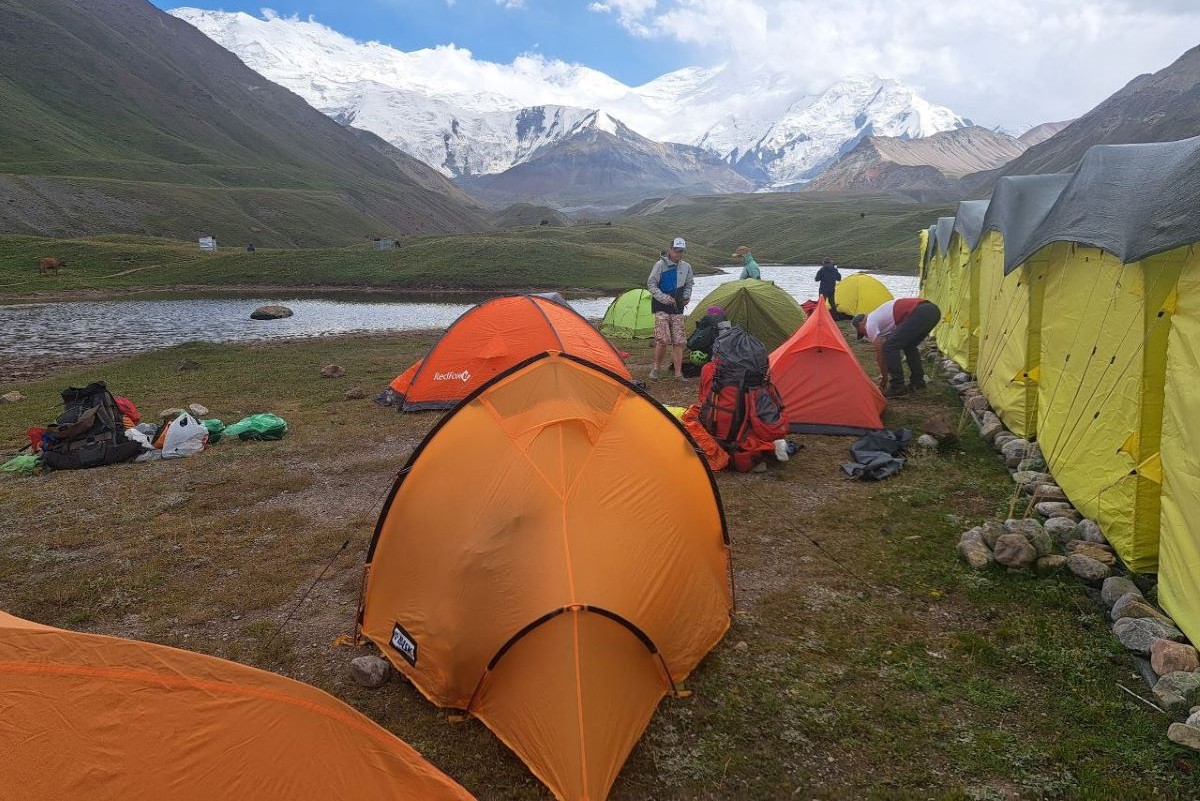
{"left": 0, "top": 0, "right": 484, "bottom": 244}
{"left": 630, "top": 192, "right": 954, "bottom": 271}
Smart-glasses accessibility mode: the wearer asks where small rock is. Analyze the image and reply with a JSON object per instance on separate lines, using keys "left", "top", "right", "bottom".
{"left": 733, "top": 641, "right": 749, "bottom": 651}
{"left": 993, "top": 533, "right": 1037, "bottom": 569}
{"left": 1031, "top": 484, "right": 1068, "bottom": 502}
{"left": 251, "top": 304, "right": 293, "bottom": 320}
{"left": 981, "top": 521, "right": 1007, "bottom": 549}
{"left": 1111, "top": 593, "right": 1174, "bottom": 625}
{"left": 951, "top": 372, "right": 970, "bottom": 386}
{"left": 1189, "top": 709, "right": 1200, "bottom": 727}
{"left": 1068, "top": 554, "right": 1112, "bottom": 583}
{"left": 1044, "top": 518, "right": 1079, "bottom": 545}
{"left": 187, "top": 403, "right": 209, "bottom": 417}
{"left": 1115, "top": 617, "right": 1185, "bottom": 655}
{"left": 1066, "top": 540, "right": 1116, "bottom": 566}
{"left": 958, "top": 538, "right": 995, "bottom": 571}
{"left": 980, "top": 412, "right": 1004, "bottom": 443}
{"left": 159, "top": 407, "right": 184, "bottom": 421}
{"left": 960, "top": 526, "right": 984, "bottom": 545}
{"left": 993, "top": 432, "right": 1017, "bottom": 451}
{"left": 1017, "top": 457, "right": 1048, "bottom": 473}
{"left": 1036, "top": 501, "right": 1079, "bottom": 521}
{"left": 345, "top": 387, "right": 367, "bottom": 400}
{"left": 177, "top": 359, "right": 202, "bottom": 371}
{"left": 320, "top": 364, "right": 346, "bottom": 378}
{"left": 1013, "top": 470, "right": 1050, "bottom": 488}
{"left": 1076, "top": 519, "right": 1107, "bottom": 544}
{"left": 350, "top": 655, "right": 393, "bottom": 688}
{"left": 921, "top": 415, "right": 958, "bottom": 446}
{"left": 1153, "top": 671, "right": 1200, "bottom": 715}
{"left": 960, "top": 384, "right": 981, "bottom": 398}
{"left": 1102, "top": 576, "right": 1142, "bottom": 608}
{"left": 1150, "top": 639, "right": 1200, "bottom": 676}
{"left": 916, "top": 434, "right": 939, "bottom": 449}
{"left": 1035, "top": 554, "right": 1069, "bottom": 574}
{"left": 1167, "top": 723, "right": 1200, "bottom": 752}
{"left": 1001, "top": 437, "right": 1029, "bottom": 458}
{"left": 965, "top": 395, "right": 990, "bottom": 414}
{"left": 1004, "top": 518, "right": 1044, "bottom": 540}
{"left": 0, "top": 391, "right": 24, "bottom": 404}
{"left": 1027, "top": 528, "right": 1054, "bottom": 557}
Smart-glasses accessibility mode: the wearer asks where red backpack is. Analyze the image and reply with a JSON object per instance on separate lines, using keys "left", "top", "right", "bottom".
{"left": 698, "top": 327, "right": 788, "bottom": 472}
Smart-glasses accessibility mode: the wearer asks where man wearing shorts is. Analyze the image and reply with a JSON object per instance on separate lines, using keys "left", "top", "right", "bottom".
{"left": 852, "top": 297, "right": 941, "bottom": 398}
{"left": 647, "top": 237, "right": 694, "bottom": 381}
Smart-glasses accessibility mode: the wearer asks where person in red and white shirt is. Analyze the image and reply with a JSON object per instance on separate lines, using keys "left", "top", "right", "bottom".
{"left": 852, "top": 298, "right": 942, "bottom": 398}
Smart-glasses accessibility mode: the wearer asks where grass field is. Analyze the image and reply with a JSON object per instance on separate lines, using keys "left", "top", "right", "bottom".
{"left": 0, "top": 330, "right": 1193, "bottom": 799}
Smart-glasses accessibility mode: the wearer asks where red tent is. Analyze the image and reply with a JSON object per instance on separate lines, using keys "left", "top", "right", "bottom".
{"left": 768, "top": 300, "right": 886, "bottom": 434}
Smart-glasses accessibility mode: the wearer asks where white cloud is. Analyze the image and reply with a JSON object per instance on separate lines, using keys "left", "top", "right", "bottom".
{"left": 590, "top": 0, "right": 1200, "bottom": 126}
{"left": 495, "top": 0, "right": 525, "bottom": 8}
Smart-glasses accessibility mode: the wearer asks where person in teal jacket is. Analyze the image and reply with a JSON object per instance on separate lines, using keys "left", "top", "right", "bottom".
{"left": 732, "top": 245, "right": 761, "bottom": 279}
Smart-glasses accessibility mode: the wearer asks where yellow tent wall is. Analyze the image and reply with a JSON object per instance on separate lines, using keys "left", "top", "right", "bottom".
{"left": 1156, "top": 245, "right": 1200, "bottom": 642}
{"left": 1037, "top": 245, "right": 1184, "bottom": 573}
{"left": 931, "top": 248, "right": 954, "bottom": 355}
{"left": 973, "top": 233, "right": 1059, "bottom": 439}
{"left": 918, "top": 229, "right": 929, "bottom": 277}
{"left": 941, "top": 236, "right": 977, "bottom": 371}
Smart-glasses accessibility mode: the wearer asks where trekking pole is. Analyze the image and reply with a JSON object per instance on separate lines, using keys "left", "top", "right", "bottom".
{"left": 265, "top": 537, "right": 351, "bottom": 653}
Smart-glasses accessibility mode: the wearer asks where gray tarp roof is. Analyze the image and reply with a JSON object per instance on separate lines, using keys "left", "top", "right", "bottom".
{"left": 934, "top": 217, "right": 956, "bottom": 257}
{"left": 951, "top": 200, "right": 991, "bottom": 251}
{"left": 979, "top": 173, "right": 1073, "bottom": 272}
{"left": 1005, "top": 135, "right": 1200, "bottom": 271}
{"left": 923, "top": 225, "right": 938, "bottom": 266}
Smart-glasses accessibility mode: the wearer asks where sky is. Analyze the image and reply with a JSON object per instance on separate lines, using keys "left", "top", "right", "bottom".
{"left": 154, "top": 1, "right": 1200, "bottom": 127}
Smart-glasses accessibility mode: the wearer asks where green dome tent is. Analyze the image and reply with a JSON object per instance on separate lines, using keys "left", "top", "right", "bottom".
{"left": 687, "top": 279, "right": 806, "bottom": 352}
{"left": 600, "top": 288, "right": 655, "bottom": 339}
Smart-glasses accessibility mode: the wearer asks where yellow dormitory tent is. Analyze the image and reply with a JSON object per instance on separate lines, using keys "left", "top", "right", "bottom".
{"left": 920, "top": 135, "right": 1200, "bottom": 645}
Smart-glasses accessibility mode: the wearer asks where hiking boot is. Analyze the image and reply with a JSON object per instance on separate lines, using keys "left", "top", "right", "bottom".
{"left": 884, "top": 384, "right": 910, "bottom": 399}
{"left": 910, "top": 378, "right": 927, "bottom": 391}
{"left": 649, "top": 368, "right": 661, "bottom": 380}
{"left": 675, "top": 374, "right": 689, "bottom": 383}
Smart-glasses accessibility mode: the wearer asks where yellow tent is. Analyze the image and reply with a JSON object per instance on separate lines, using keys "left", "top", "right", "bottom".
{"left": 833, "top": 273, "right": 893, "bottom": 316}
{"left": 359, "top": 352, "right": 732, "bottom": 801}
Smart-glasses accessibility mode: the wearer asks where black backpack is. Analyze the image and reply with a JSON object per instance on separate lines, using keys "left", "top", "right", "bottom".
{"left": 41, "top": 382, "right": 143, "bottom": 470}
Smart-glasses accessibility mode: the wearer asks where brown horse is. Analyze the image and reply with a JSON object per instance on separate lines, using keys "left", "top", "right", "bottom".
{"left": 38, "top": 257, "right": 65, "bottom": 275}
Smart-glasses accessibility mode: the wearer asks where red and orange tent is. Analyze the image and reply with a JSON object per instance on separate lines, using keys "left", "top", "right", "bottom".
{"left": 769, "top": 299, "right": 886, "bottom": 434}
{"left": 0, "top": 610, "right": 473, "bottom": 800}
{"left": 390, "top": 296, "right": 630, "bottom": 411}
{"left": 362, "top": 352, "right": 732, "bottom": 800}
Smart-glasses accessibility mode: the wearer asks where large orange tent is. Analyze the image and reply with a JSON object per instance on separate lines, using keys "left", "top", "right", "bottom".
{"left": 0, "top": 610, "right": 473, "bottom": 801}
{"left": 360, "top": 352, "right": 733, "bottom": 801}
{"left": 389, "top": 295, "right": 631, "bottom": 410}
{"left": 769, "top": 300, "right": 886, "bottom": 434}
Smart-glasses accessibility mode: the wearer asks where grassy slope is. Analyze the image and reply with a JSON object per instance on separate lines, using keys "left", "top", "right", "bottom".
{"left": 0, "top": 225, "right": 725, "bottom": 296}
{"left": 0, "top": 332, "right": 1193, "bottom": 799}
{"left": 632, "top": 192, "right": 953, "bottom": 271}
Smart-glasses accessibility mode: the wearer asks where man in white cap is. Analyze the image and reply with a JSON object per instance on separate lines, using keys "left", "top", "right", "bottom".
{"left": 647, "top": 237, "right": 694, "bottom": 381}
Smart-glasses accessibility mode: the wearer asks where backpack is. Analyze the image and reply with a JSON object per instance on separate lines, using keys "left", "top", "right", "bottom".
{"left": 698, "top": 327, "right": 788, "bottom": 472}
{"left": 41, "top": 382, "right": 143, "bottom": 470}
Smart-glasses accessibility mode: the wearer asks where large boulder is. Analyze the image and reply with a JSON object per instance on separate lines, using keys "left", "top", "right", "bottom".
{"left": 1110, "top": 592, "right": 1174, "bottom": 625}
{"left": 250, "top": 304, "right": 293, "bottom": 320}
{"left": 993, "top": 534, "right": 1037, "bottom": 569}
{"left": 1044, "top": 518, "right": 1079, "bottom": 546}
{"left": 1114, "top": 617, "right": 1186, "bottom": 654}
{"left": 1153, "top": 671, "right": 1200, "bottom": 715}
{"left": 1150, "top": 639, "right": 1200, "bottom": 676}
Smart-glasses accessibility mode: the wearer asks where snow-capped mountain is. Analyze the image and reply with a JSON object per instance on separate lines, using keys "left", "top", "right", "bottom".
{"left": 171, "top": 8, "right": 968, "bottom": 188}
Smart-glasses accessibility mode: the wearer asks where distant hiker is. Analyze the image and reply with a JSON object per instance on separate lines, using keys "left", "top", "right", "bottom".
{"left": 686, "top": 305, "right": 729, "bottom": 359}
{"left": 647, "top": 237, "right": 694, "bottom": 381}
{"left": 37, "top": 257, "right": 65, "bottom": 275}
{"left": 853, "top": 298, "right": 941, "bottom": 399}
{"left": 246, "top": 243, "right": 256, "bottom": 252}
{"left": 815, "top": 258, "right": 841, "bottom": 309}
{"left": 732, "top": 246, "right": 761, "bottom": 280}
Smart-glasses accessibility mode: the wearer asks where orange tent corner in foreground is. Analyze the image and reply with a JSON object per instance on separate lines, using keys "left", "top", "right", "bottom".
{"left": 769, "top": 299, "right": 886, "bottom": 434}
{"left": 0, "top": 610, "right": 473, "bottom": 800}
{"left": 362, "top": 352, "right": 733, "bottom": 800}
{"left": 389, "top": 295, "right": 631, "bottom": 411}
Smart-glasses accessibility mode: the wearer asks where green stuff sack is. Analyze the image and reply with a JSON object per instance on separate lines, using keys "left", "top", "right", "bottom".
{"left": 1, "top": 454, "right": 40, "bottom": 476}
{"left": 201, "top": 419, "right": 225, "bottom": 445}
{"left": 223, "top": 413, "right": 288, "bottom": 441}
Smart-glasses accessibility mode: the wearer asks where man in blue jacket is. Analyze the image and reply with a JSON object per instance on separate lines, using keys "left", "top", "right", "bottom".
{"left": 647, "top": 237, "right": 695, "bottom": 381}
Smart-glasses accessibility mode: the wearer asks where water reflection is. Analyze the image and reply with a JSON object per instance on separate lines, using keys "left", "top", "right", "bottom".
{"left": 0, "top": 266, "right": 918, "bottom": 360}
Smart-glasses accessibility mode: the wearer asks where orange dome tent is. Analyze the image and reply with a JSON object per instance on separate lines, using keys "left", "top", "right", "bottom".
{"left": 390, "top": 295, "right": 630, "bottom": 411}
{"left": 360, "top": 352, "right": 732, "bottom": 801}
{"left": 0, "top": 610, "right": 473, "bottom": 801}
{"left": 769, "top": 299, "right": 886, "bottom": 434}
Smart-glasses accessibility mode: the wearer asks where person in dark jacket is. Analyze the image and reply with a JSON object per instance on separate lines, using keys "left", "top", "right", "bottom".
{"left": 815, "top": 258, "right": 841, "bottom": 310}
{"left": 686, "top": 306, "right": 728, "bottom": 357}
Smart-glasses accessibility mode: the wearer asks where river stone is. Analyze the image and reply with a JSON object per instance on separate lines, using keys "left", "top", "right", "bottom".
{"left": 957, "top": 382, "right": 980, "bottom": 396}
{"left": 966, "top": 395, "right": 991, "bottom": 414}
{"left": 1044, "top": 518, "right": 1079, "bottom": 545}
{"left": 1027, "top": 527, "right": 1054, "bottom": 557}
{"left": 187, "top": 403, "right": 209, "bottom": 417}
{"left": 1114, "top": 618, "right": 1185, "bottom": 655}
{"left": 1066, "top": 541, "right": 1116, "bottom": 566}
{"left": 1189, "top": 709, "right": 1200, "bottom": 727}
{"left": 958, "top": 538, "right": 994, "bottom": 571}
{"left": 1153, "top": 672, "right": 1200, "bottom": 715}
{"left": 1036, "top": 554, "right": 1069, "bottom": 574}
{"left": 159, "top": 407, "right": 184, "bottom": 421}
{"left": 1076, "top": 519, "right": 1107, "bottom": 545}
{"left": 0, "top": 391, "right": 23, "bottom": 404}
{"left": 1111, "top": 592, "right": 1174, "bottom": 625}
{"left": 916, "top": 434, "right": 939, "bottom": 449}
{"left": 1013, "top": 470, "right": 1050, "bottom": 488}
{"left": 350, "top": 655, "right": 393, "bottom": 688}
{"left": 1002, "top": 438, "right": 1031, "bottom": 461}
{"left": 1068, "top": 554, "right": 1112, "bottom": 583}
{"left": 951, "top": 372, "right": 970, "bottom": 386}
{"left": 994, "top": 533, "right": 1037, "bottom": 569}
{"left": 1036, "top": 501, "right": 1080, "bottom": 521}
{"left": 1017, "top": 457, "right": 1048, "bottom": 473}
{"left": 1167, "top": 723, "right": 1200, "bottom": 752}
{"left": 1102, "top": 576, "right": 1142, "bottom": 608}
{"left": 1150, "top": 639, "right": 1200, "bottom": 676}
{"left": 1005, "top": 518, "right": 1044, "bottom": 540}
{"left": 982, "top": 521, "right": 1007, "bottom": 549}
{"left": 250, "top": 304, "right": 293, "bottom": 320}
{"left": 980, "top": 412, "right": 1004, "bottom": 443}
{"left": 320, "top": 364, "right": 346, "bottom": 378}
